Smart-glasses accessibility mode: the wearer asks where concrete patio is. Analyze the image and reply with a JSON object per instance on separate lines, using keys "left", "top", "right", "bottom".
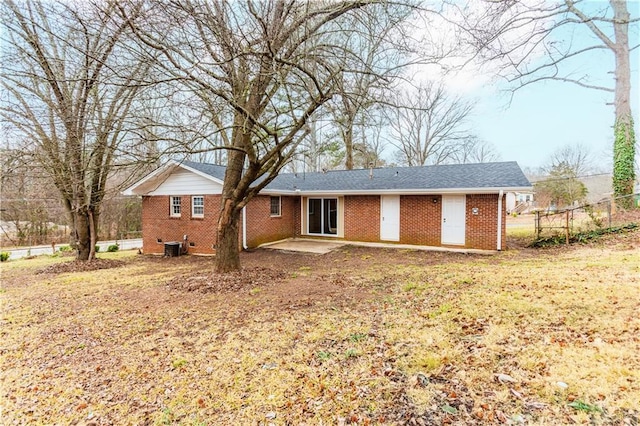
{"left": 260, "top": 238, "right": 496, "bottom": 255}
{"left": 260, "top": 239, "right": 346, "bottom": 254}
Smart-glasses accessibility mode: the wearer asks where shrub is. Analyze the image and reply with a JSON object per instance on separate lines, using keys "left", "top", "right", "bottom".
{"left": 58, "top": 245, "right": 71, "bottom": 252}
{"left": 0, "top": 252, "right": 9, "bottom": 262}
{"left": 94, "top": 245, "right": 100, "bottom": 253}
{"left": 107, "top": 244, "right": 119, "bottom": 252}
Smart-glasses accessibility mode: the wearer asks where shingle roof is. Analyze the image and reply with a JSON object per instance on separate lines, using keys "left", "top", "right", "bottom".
{"left": 182, "top": 160, "right": 227, "bottom": 181}
{"left": 183, "top": 160, "right": 531, "bottom": 194}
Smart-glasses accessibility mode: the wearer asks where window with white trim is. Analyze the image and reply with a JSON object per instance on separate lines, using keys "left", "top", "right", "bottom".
{"left": 270, "top": 196, "right": 281, "bottom": 216}
{"left": 192, "top": 196, "right": 204, "bottom": 218}
{"left": 170, "top": 196, "right": 181, "bottom": 217}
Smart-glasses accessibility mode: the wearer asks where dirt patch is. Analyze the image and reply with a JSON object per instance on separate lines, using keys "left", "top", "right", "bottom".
{"left": 261, "top": 273, "right": 370, "bottom": 310}
{"left": 161, "top": 250, "right": 374, "bottom": 308}
{"left": 36, "top": 258, "right": 127, "bottom": 274}
{"left": 166, "top": 266, "right": 287, "bottom": 293}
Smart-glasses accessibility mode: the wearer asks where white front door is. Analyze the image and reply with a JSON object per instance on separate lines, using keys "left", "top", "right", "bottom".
{"left": 380, "top": 195, "right": 400, "bottom": 241}
{"left": 441, "top": 195, "right": 466, "bottom": 245}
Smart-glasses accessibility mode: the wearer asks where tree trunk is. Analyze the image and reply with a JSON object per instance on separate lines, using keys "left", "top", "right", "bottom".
{"left": 75, "top": 209, "right": 92, "bottom": 261}
{"left": 215, "top": 148, "right": 246, "bottom": 273}
{"left": 215, "top": 199, "right": 241, "bottom": 273}
{"left": 345, "top": 126, "right": 354, "bottom": 170}
{"left": 611, "top": 0, "right": 635, "bottom": 209}
{"left": 88, "top": 208, "right": 97, "bottom": 261}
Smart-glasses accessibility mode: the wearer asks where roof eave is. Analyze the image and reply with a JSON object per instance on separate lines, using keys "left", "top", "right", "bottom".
{"left": 259, "top": 186, "right": 534, "bottom": 196}
{"left": 121, "top": 160, "right": 180, "bottom": 196}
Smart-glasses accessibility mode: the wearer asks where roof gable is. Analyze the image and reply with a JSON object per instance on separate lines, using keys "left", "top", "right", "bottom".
{"left": 122, "top": 160, "right": 225, "bottom": 196}
{"left": 149, "top": 167, "right": 223, "bottom": 195}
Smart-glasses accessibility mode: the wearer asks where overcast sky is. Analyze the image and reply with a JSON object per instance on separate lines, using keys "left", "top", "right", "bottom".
{"left": 385, "top": 0, "right": 640, "bottom": 173}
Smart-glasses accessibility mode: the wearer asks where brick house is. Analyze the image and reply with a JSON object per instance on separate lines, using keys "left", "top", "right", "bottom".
{"left": 123, "top": 160, "right": 531, "bottom": 254}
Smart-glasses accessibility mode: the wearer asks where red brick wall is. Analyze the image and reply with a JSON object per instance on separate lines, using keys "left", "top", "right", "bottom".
{"left": 142, "top": 193, "right": 506, "bottom": 253}
{"left": 399, "top": 195, "right": 442, "bottom": 246}
{"left": 342, "top": 194, "right": 504, "bottom": 250}
{"left": 142, "top": 195, "right": 221, "bottom": 255}
{"left": 344, "top": 195, "right": 380, "bottom": 242}
{"left": 245, "top": 195, "right": 299, "bottom": 248}
{"left": 465, "top": 194, "right": 506, "bottom": 250}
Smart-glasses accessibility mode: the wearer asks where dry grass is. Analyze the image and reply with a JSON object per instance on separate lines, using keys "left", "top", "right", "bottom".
{"left": 1, "top": 233, "right": 639, "bottom": 425}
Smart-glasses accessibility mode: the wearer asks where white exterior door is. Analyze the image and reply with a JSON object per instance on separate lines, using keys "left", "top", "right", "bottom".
{"left": 441, "top": 195, "right": 466, "bottom": 245}
{"left": 380, "top": 195, "right": 400, "bottom": 241}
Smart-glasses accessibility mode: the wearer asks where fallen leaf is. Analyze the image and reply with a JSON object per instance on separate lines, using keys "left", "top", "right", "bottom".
{"left": 496, "top": 410, "right": 508, "bottom": 423}
{"left": 196, "top": 397, "right": 205, "bottom": 408}
{"left": 568, "top": 400, "right": 602, "bottom": 413}
{"left": 511, "top": 414, "right": 525, "bottom": 424}
{"left": 442, "top": 404, "right": 458, "bottom": 415}
{"left": 496, "top": 373, "right": 516, "bottom": 384}
{"left": 525, "top": 401, "right": 547, "bottom": 410}
{"left": 416, "top": 372, "right": 429, "bottom": 386}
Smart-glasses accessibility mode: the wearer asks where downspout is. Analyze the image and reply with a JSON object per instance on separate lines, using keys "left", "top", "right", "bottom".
{"left": 242, "top": 206, "right": 248, "bottom": 250}
{"left": 497, "top": 190, "right": 504, "bottom": 251}
{"left": 300, "top": 195, "right": 304, "bottom": 237}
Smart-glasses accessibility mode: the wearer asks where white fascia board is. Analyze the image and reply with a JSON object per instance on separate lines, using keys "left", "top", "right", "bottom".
{"left": 258, "top": 186, "right": 534, "bottom": 196}
{"left": 121, "top": 160, "right": 179, "bottom": 195}
{"left": 122, "top": 160, "right": 224, "bottom": 196}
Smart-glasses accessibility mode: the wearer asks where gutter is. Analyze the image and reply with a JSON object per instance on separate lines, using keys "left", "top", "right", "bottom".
{"left": 497, "top": 190, "right": 503, "bottom": 251}
{"left": 242, "top": 206, "right": 248, "bottom": 250}
{"left": 258, "top": 187, "right": 533, "bottom": 196}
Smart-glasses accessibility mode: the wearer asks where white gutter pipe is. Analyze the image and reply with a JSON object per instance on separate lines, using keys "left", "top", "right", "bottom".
{"left": 497, "top": 190, "right": 504, "bottom": 251}
{"left": 300, "top": 195, "right": 304, "bottom": 236}
{"left": 242, "top": 206, "right": 248, "bottom": 250}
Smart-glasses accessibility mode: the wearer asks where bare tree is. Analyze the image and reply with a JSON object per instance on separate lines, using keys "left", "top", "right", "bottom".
{"left": 1, "top": 0, "right": 158, "bottom": 260}
{"left": 0, "top": 148, "right": 68, "bottom": 246}
{"left": 327, "top": 6, "right": 408, "bottom": 169}
{"left": 387, "top": 81, "right": 474, "bottom": 166}
{"left": 454, "top": 0, "right": 638, "bottom": 207}
{"left": 295, "top": 106, "right": 389, "bottom": 172}
{"left": 544, "top": 143, "right": 594, "bottom": 177}
{"left": 351, "top": 109, "right": 389, "bottom": 168}
{"left": 127, "top": 0, "right": 415, "bottom": 272}
{"left": 292, "top": 117, "right": 345, "bottom": 173}
{"left": 535, "top": 162, "right": 588, "bottom": 209}
{"left": 448, "top": 136, "right": 502, "bottom": 164}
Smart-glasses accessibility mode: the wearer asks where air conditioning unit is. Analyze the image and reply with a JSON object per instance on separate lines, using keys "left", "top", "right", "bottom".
{"left": 164, "top": 242, "right": 181, "bottom": 257}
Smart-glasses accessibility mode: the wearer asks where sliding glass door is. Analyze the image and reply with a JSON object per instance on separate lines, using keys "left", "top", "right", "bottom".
{"left": 308, "top": 198, "right": 337, "bottom": 235}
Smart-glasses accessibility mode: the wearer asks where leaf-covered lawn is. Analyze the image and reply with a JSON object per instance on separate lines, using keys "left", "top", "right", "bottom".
{"left": 1, "top": 233, "right": 639, "bottom": 425}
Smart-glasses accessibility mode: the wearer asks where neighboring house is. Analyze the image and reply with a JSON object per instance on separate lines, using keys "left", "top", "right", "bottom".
{"left": 505, "top": 191, "right": 535, "bottom": 214}
{"left": 579, "top": 174, "right": 614, "bottom": 204}
{"left": 123, "top": 160, "right": 532, "bottom": 254}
